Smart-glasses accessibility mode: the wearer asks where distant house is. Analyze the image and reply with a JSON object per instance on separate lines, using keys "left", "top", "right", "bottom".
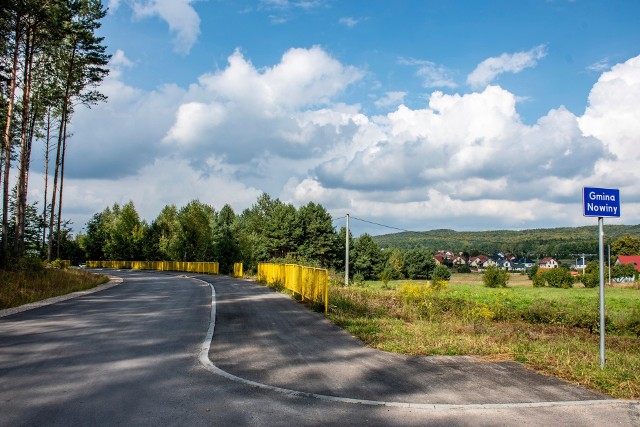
{"left": 538, "top": 257, "right": 559, "bottom": 269}
{"left": 482, "top": 258, "right": 497, "bottom": 268}
{"left": 615, "top": 255, "right": 640, "bottom": 273}
{"left": 571, "top": 259, "right": 588, "bottom": 273}
{"left": 497, "top": 259, "right": 512, "bottom": 270}
{"left": 514, "top": 258, "right": 535, "bottom": 269}
{"left": 469, "top": 255, "right": 489, "bottom": 268}
{"left": 452, "top": 256, "right": 467, "bottom": 266}
{"left": 434, "top": 254, "right": 446, "bottom": 265}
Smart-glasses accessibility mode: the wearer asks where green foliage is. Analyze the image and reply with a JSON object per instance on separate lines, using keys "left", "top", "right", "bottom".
{"left": 173, "top": 200, "right": 216, "bottom": 261}
{"left": 543, "top": 267, "right": 574, "bottom": 289}
{"left": 384, "top": 247, "right": 405, "bottom": 279}
{"left": 455, "top": 264, "right": 472, "bottom": 273}
{"left": 296, "top": 202, "right": 337, "bottom": 267}
{"left": 532, "top": 274, "right": 546, "bottom": 287}
{"left": 373, "top": 225, "right": 640, "bottom": 258}
{"left": 48, "top": 258, "right": 68, "bottom": 269}
{"left": 403, "top": 247, "right": 435, "bottom": 280}
{"left": 351, "top": 233, "right": 384, "bottom": 280}
{"left": 432, "top": 264, "right": 451, "bottom": 282}
{"left": 16, "top": 255, "right": 44, "bottom": 272}
{"left": 612, "top": 263, "right": 638, "bottom": 282}
{"left": 380, "top": 267, "right": 394, "bottom": 286}
{"left": 527, "top": 264, "right": 539, "bottom": 279}
{"left": 581, "top": 261, "right": 610, "bottom": 288}
{"left": 611, "top": 235, "right": 640, "bottom": 256}
{"left": 215, "top": 204, "right": 239, "bottom": 274}
{"left": 482, "top": 266, "right": 509, "bottom": 288}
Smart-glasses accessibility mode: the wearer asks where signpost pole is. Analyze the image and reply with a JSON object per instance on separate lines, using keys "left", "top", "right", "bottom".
{"left": 582, "top": 186, "right": 619, "bottom": 369}
{"left": 598, "top": 217, "right": 605, "bottom": 368}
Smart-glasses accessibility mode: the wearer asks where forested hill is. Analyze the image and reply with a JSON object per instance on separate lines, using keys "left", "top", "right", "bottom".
{"left": 372, "top": 224, "right": 640, "bottom": 256}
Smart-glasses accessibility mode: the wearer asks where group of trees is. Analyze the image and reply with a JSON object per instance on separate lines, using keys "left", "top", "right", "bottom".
{"left": 82, "top": 195, "right": 344, "bottom": 275}
{"left": 1, "top": 0, "right": 109, "bottom": 266}
{"left": 81, "top": 194, "right": 444, "bottom": 280}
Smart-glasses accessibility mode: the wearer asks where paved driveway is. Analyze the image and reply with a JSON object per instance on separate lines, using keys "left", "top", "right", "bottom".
{"left": 1, "top": 270, "right": 638, "bottom": 426}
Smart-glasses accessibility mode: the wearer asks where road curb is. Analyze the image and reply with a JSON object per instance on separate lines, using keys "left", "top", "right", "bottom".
{"left": 0, "top": 275, "right": 123, "bottom": 318}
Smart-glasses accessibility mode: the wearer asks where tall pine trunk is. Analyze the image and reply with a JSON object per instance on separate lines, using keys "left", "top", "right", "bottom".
{"left": 14, "top": 23, "right": 35, "bottom": 257}
{"left": 1, "top": 14, "right": 22, "bottom": 261}
{"left": 41, "top": 108, "right": 52, "bottom": 255}
{"left": 48, "top": 35, "right": 76, "bottom": 262}
{"left": 56, "top": 127, "right": 67, "bottom": 259}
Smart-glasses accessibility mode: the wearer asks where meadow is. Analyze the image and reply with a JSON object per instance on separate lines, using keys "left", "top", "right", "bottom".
{"left": 327, "top": 273, "right": 640, "bottom": 399}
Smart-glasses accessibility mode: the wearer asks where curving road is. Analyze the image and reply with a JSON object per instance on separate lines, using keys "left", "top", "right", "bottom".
{"left": 1, "top": 270, "right": 638, "bottom": 426}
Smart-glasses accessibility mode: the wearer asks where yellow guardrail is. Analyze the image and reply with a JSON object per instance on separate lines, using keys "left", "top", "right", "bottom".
{"left": 257, "top": 263, "right": 329, "bottom": 313}
{"left": 233, "top": 263, "right": 243, "bottom": 278}
{"left": 86, "top": 260, "right": 219, "bottom": 274}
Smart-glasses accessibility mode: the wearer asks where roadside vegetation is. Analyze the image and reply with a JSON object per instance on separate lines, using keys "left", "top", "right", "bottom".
{"left": 326, "top": 273, "right": 640, "bottom": 399}
{"left": 0, "top": 258, "right": 109, "bottom": 310}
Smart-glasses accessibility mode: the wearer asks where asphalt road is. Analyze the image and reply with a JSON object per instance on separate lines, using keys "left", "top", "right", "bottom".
{"left": 1, "top": 270, "right": 639, "bottom": 426}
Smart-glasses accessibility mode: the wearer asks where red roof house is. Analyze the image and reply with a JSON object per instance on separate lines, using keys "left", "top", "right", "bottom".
{"left": 615, "top": 256, "right": 640, "bottom": 273}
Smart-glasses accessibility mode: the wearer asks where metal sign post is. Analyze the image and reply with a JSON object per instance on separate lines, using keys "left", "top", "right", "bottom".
{"left": 583, "top": 187, "right": 621, "bottom": 369}
{"left": 598, "top": 217, "right": 605, "bottom": 368}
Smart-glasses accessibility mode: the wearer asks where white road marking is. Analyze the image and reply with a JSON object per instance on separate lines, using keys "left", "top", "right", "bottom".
{"left": 194, "top": 278, "right": 639, "bottom": 410}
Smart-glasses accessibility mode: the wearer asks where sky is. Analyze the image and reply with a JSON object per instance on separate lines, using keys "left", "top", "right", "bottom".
{"left": 27, "top": 0, "right": 640, "bottom": 236}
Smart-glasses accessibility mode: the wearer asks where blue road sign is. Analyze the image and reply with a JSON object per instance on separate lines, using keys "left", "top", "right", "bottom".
{"left": 583, "top": 187, "right": 620, "bottom": 217}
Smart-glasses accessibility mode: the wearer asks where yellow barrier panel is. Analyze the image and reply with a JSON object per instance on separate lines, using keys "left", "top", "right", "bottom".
{"left": 233, "top": 263, "right": 243, "bottom": 278}
{"left": 257, "top": 263, "right": 329, "bottom": 313}
{"left": 86, "top": 260, "right": 219, "bottom": 275}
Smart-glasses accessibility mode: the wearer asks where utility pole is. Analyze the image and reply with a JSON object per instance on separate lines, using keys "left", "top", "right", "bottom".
{"left": 345, "top": 213, "right": 349, "bottom": 286}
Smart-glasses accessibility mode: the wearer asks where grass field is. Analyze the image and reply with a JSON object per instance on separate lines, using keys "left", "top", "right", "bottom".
{"left": 327, "top": 273, "right": 640, "bottom": 399}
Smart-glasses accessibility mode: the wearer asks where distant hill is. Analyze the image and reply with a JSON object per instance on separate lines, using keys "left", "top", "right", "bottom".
{"left": 372, "top": 224, "right": 640, "bottom": 257}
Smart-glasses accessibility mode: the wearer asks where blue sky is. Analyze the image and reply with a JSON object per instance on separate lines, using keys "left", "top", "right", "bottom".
{"left": 28, "top": 0, "right": 640, "bottom": 235}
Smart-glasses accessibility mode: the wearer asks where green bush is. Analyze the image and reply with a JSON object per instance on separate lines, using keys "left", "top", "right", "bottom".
{"left": 625, "top": 308, "right": 640, "bottom": 337}
{"left": 543, "top": 267, "right": 574, "bottom": 289}
{"left": 456, "top": 264, "right": 472, "bottom": 273}
{"left": 532, "top": 274, "right": 546, "bottom": 287}
{"left": 17, "top": 256, "right": 44, "bottom": 272}
{"left": 482, "top": 266, "right": 509, "bottom": 288}
{"left": 432, "top": 264, "right": 451, "bottom": 282}
{"left": 49, "top": 259, "right": 68, "bottom": 269}
{"left": 352, "top": 273, "right": 365, "bottom": 286}
{"left": 581, "top": 272, "right": 600, "bottom": 288}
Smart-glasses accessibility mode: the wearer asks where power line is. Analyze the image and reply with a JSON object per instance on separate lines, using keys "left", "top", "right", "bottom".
{"left": 331, "top": 215, "right": 346, "bottom": 222}
{"left": 350, "top": 216, "right": 415, "bottom": 233}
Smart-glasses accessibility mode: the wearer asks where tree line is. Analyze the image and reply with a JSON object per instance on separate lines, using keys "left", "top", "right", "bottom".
{"left": 80, "top": 194, "right": 443, "bottom": 280}
{"left": 373, "top": 225, "right": 640, "bottom": 258}
{"left": 1, "top": 0, "right": 109, "bottom": 266}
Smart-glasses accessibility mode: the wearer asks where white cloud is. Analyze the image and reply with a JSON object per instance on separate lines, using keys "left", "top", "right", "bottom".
{"left": 313, "top": 86, "right": 605, "bottom": 197}
{"left": 374, "top": 91, "right": 406, "bottom": 109}
{"left": 399, "top": 57, "right": 457, "bottom": 88}
{"left": 579, "top": 54, "right": 640, "bottom": 199}
{"left": 467, "top": 45, "right": 547, "bottom": 89}
{"left": 259, "top": 0, "right": 325, "bottom": 23}
{"left": 29, "top": 158, "right": 262, "bottom": 229}
{"left": 131, "top": 0, "right": 200, "bottom": 54}
{"left": 163, "top": 47, "right": 364, "bottom": 162}
{"left": 339, "top": 17, "right": 360, "bottom": 28}
{"left": 587, "top": 57, "right": 610, "bottom": 73}
{"left": 43, "top": 48, "right": 640, "bottom": 233}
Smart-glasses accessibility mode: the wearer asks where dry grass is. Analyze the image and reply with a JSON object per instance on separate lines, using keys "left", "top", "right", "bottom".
{"left": 0, "top": 268, "right": 110, "bottom": 309}
{"left": 327, "top": 283, "right": 640, "bottom": 399}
